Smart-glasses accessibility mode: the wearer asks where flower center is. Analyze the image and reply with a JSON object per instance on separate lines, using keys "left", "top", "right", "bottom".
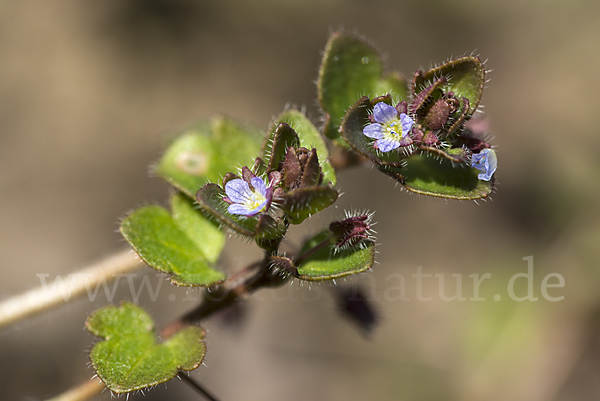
{"left": 383, "top": 120, "right": 404, "bottom": 141}
{"left": 245, "top": 191, "right": 267, "bottom": 211}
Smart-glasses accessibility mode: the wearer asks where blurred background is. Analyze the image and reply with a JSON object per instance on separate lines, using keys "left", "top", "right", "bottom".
{"left": 1, "top": 0, "right": 600, "bottom": 400}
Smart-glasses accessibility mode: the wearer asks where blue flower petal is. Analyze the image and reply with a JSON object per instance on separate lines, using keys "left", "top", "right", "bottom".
{"left": 399, "top": 113, "right": 414, "bottom": 135}
{"left": 363, "top": 123, "right": 384, "bottom": 139}
{"left": 250, "top": 177, "right": 267, "bottom": 197}
{"left": 228, "top": 203, "right": 253, "bottom": 216}
{"left": 477, "top": 172, "right": 490, "bottom": 181}
{"left": 472, "top": 150, "right": 488, "bottom": 169}
{"left": 472, "top": 149, "right": 497, "bottom": 181}
{"left": 377, "top": 137, "right": 401, "bottom": 152}
{"left": 224, "top": 179, "right": 251, "bottom": 203}
{"left": 372, "top": 103, "right": 398, "bottom": 124}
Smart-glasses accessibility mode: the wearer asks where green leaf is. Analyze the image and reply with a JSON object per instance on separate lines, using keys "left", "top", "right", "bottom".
{"left": 196, "top": 183, "right": 287, "bottom": 239}
{"left": 120, "top": 197, "right": 226, "bottom": 286}
{"left": 318, "top": 32, "right": 383, "bottom": 143}
{"left": 170, "top": 193, "right": 225, "bottom": 265}
{"left": 378, "top": 152, "right": 493, "bottom": 200}
{"left": 86, "top": 302, "right": 206, "bottom": 394}
{"left": 375, "top": 71, "right": 410, "bottom": 102}
{"left": 318, "top": 32, "right": 409, "bottom": 144}
{"left": 274, "top": 109, "right": 337, "bottom": 186}
{"left": 280, "top": 186, "right": 339, "bottom": 225}
{"left": 155, "top": 117, "right": 263, "bottom": 198}
{"left": 340, "top": 96, "right": 408, "bottom": 166}
{"left": 296, "top": 230, "right": 375, "bottom": 281}
{"left": 412, "top": 57, "right": 485, "bottom": 115}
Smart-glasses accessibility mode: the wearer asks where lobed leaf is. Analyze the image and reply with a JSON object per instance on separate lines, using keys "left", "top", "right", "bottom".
{"left": 86, "top": 302, "right": 206, "bottom": 394}
{"left": 155, "top": 117, "right": 263, "bottom": 198}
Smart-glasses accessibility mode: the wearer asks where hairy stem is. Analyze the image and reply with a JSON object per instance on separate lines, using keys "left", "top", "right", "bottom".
{"left": 0, "top": 249, "right": 141, "bottom": 329}
{"left": 161, "top": 255, "right": 288, "bottom": 336}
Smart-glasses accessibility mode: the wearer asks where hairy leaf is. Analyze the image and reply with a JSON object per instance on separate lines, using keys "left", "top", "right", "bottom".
{"left": 378, "top": 153, "right": 493, "bottom": 199}
{"left": 318, "top": 32, "right": 409, "bottom": 144}
{"left": 412, "top": 57, "right": 485, "bottom": 115}
{"left": 280, "top": 186, "right": 339, "bottom": 225}
{"left": 170, "top": 193, "right": 225, "bottom": 265}
{"left": 155, "top": 117, "right": 263, "bottom": 198}
{"left": 318, "top": 32, "right": 383, "bottom": 143}
{"left": 120, "top": 196, "right": 226, "bottom": 286}
{"left": 86, "top": 303, "right": 206, "bottom": 393}
{"left": 296, "top": 230, "right": 375, "bottom": 281}
{"left": 375, "top": 71, "right": 410, "bottom": 103}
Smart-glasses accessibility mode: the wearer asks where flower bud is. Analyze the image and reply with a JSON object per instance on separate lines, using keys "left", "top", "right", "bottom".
{"left": 329, "top": 213, "right": 374, "bottom": 249}
{"left": 424, "top": 99, "right": 450, "bottom": 130}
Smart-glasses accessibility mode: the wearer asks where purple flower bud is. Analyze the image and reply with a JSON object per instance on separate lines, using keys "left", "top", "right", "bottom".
{"left": 423, "top": 131, "right": 438, "bottom": 145}
{"left": 424, "top": 99, "right": 451, "bottom": 130}
{"left": 395, "top": 100, "right": 408, "bottom": 115}
{"left": 329, "top": 214, "right": 373, "bottom": 248}
{"left": 241, "top": 166, "right": 256, "bottom": 188}
{"left": 411, "top": 126, "right": 424, "bottom": 142}
{"left": 409, "top": 76, "right": 447, "bottom": 115}
{"left": 223, "top": 172, "right": 241, "bottom": 188}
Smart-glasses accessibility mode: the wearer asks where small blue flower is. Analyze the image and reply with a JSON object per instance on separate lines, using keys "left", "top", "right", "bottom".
{"left": 224, "top": 177, "right": 271, "bottom": 216}
{"left": 363, "top": 103, "right": 414, "bottom": 152}
{"left": 471, "top": 148, "right": 497, "bottom": 181}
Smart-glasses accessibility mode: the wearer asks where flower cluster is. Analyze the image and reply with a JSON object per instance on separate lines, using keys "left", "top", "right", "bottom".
{"left": 221, "top": 139, "right": 337, "bottom": 219}
{"left": 359, "top": 87, "right": 498, "bottom": 183}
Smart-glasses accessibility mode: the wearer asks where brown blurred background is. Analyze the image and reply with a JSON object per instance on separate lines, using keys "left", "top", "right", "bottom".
{"left": 2, "top": 0, "right": 600, "bottom": 400}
